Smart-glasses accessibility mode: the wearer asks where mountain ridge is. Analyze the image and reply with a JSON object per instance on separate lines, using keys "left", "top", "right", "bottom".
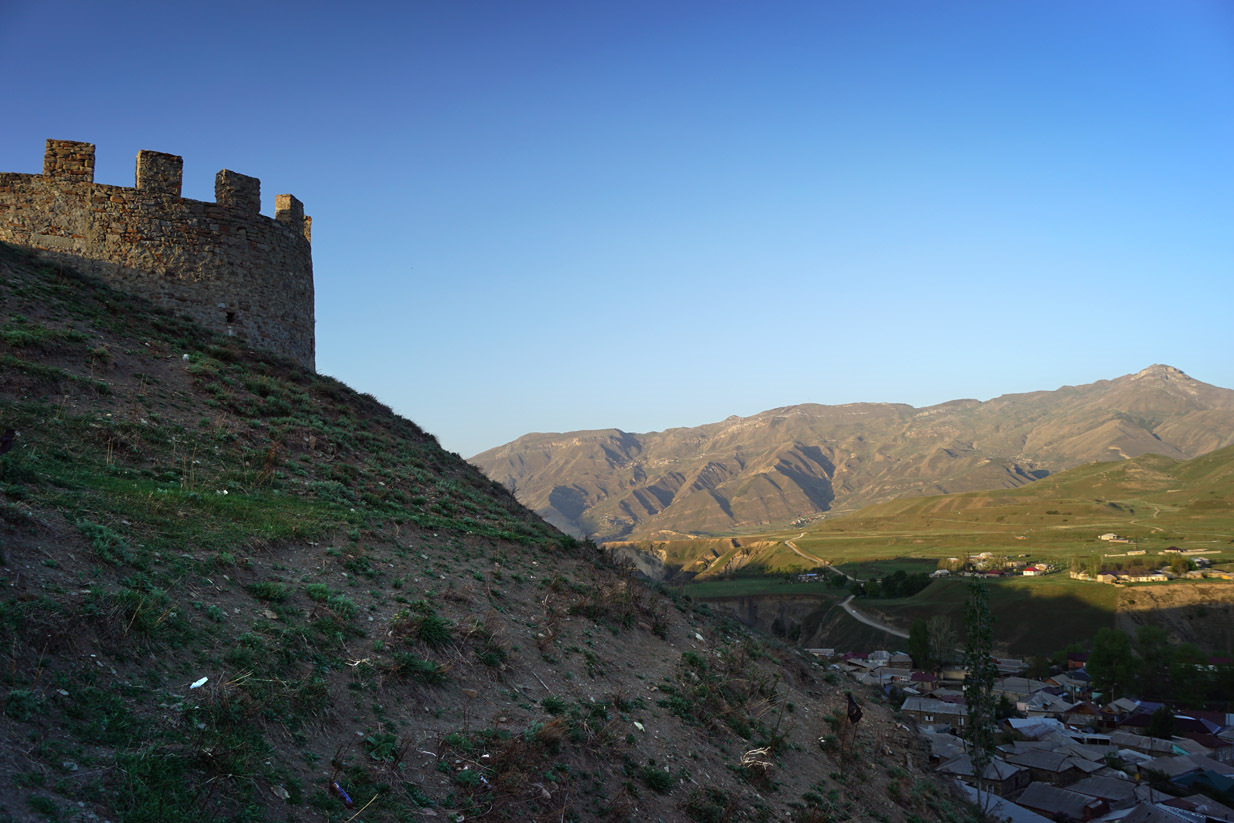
{"left": 472, "top": 365, "right": 1234, "bottom": 542}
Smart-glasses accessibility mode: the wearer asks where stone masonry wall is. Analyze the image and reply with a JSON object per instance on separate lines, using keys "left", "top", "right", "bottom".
{"left": 0, "top": 140, "right": 315, "bottom": 369}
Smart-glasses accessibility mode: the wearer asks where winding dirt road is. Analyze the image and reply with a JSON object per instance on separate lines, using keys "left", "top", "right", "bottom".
{"left": 783, "top": 534, "right": 911, "bottom": 642}
{"left": 1130, "top": 504, "right": 1165, "bottom": 533}
{"left": 785, "top": 534, "right": 827, "bottom": 565}
{"left": 785, "top": 535, "right": 861, "bottom": 582}
{"left": 838, "top": 595, "right": 908, "bottom": 639}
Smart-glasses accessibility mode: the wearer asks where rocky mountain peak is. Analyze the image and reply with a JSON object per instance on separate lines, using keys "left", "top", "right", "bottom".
{"left": 1133, "top": 364, "right": 1189, "bottom": 381}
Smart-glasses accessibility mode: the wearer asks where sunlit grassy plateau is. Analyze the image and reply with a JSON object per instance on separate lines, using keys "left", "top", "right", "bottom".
{"left": 649, "top": 439, "right": 1234, "bottom": 655}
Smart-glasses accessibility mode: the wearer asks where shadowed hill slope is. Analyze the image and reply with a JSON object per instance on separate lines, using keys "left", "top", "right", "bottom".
{"left": 473, "top": 367, "right": 1234, "bottom": 542}
{"left": 0, "top": 244, "right": 971, "bottom": 823}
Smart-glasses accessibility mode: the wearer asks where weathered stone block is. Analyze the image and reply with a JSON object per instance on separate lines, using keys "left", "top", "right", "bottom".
{"left": 136, "top": 150, "right": 183, "bottom": 196}
{"left": 44, "top": 140, "right": 95, "bottom": 182}
{"left": 275, "top": 194, "right": 303, "bottom": 226}
{"left": 215, "top": 169, "right": 260, "bottom": 212}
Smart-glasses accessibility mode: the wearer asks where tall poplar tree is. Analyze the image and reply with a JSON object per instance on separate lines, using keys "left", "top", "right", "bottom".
{"left": 963, "top": 582, "right": 998, "bottom": 810}
{"left": 908, "top": 619, "right": 932, "bottom": 670}
{"left": 1088, "top": 628, "right": 1134, "bottom": 699}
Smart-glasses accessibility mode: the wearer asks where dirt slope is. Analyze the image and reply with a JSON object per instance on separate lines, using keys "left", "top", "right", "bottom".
{"left": 0, "top": 244, "right": 973, "bottom": 823}
{"left": 1117, "top": 583, "right": 1234, "bottom": 650}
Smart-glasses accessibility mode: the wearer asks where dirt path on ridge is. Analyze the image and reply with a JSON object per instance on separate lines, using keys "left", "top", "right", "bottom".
{"left": 785, "top": 534, "right": 862, "bottom": 582}
{"left": 785, "top": 534, "right": 826, "bottom": 565}
{"left": 1129, "top": 504, "right": 1165, "bottom": 533}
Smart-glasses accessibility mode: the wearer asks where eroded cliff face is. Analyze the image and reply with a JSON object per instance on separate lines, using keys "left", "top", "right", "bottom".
{"left": 1117, "top": 582, "right": 1234, "bottom": 650}
{"left": 605, "top": 541, "right": 673, "bottom": 581}
{"left": 704, "top": 595, "right": 828, "bottom": 639}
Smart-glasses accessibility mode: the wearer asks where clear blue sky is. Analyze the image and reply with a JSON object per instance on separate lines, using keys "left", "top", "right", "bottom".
{"left": 3, "top": 1, "right": 1233, "bottom": 457}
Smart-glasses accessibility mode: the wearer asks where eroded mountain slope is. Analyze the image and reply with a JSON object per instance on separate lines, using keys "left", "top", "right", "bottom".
{"left": 475, "top": 367, "right": 1234, "bottom": 541}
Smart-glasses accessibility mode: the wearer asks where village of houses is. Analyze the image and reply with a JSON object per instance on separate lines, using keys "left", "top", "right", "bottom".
{"left": 923, "top": 540, "right": 1232, "bottom": 586}
{"left": 798, "top": 538, "right": 1231, "bottom": 590}
{"left": 825, "top": 648, "right": 1234, "bottom": 823}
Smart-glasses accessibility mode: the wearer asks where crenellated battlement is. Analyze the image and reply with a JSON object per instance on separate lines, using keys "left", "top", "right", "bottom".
{"left": 0, "top": 139, "right": 315, "bottom": 369}
{"left": 43, "top": 139, "right": 96, "bottom": 181}
{"left": 135, "top": 149, "right": 183, "bottom": 196}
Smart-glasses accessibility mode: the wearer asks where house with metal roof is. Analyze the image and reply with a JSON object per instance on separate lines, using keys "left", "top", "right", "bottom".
{"left": 1016, "top": 782, "right": 1108, "bottom": 822}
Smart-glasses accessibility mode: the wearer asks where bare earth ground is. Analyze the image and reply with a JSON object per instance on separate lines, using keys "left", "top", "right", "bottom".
{"left": 0, "top": 245, "right": 977, "bottom": 822}
{"left": 1116, "top": 582, "right": 1234, "bottom": 650}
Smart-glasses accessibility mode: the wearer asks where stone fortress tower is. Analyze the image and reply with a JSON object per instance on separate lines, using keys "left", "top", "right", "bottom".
{"left": 0, "top": 140, "right": 315, "bottom": 370}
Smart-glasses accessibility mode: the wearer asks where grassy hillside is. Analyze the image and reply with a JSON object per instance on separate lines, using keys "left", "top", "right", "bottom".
{"left": 629, "top": 444, "right": 1234, "bottom": 581}
{"left": 678, "top": 569, "right": 1125, "bottom": 657}
{"left": 647, "top": 447, "right": 1234, "bottom": 656}
{"left": 0, "top": 244, "right": 976, "bottom": 823}
{"left": 793, "top": 444, "right": 1234, "bottom": 564}
{"left": 862, "top": 577, "right": 1122, "bottom": 657}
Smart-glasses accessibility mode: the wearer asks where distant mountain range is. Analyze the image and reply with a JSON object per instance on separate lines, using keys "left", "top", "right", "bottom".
{"left": 471, "top": 365, "right": 1234, "bottom": 542}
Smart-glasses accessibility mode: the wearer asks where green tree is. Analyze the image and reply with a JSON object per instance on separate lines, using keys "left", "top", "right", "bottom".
{"left": 963, "top": 583, "right": 998, "bottom": 812}
{"left": 1213, "top": 662, "right": 1234, "bottom": 707}
{"left": 1146, "top": 706, "right": 1175, "bottom": 740}
{"left": 1135, "top": 625, "right": 1170, "bottom": 698}
{"left": 1025, "top": 655, "right": 1051, "bottom": 680}
{"left": 1088, "top": 628, "right": 1134, "bottom": 699}
{"left": 1051, "top": 642, "right": 1084, "bottom": 671}
{"left": 1167, "top": 643, "right": 1208, "bottom": 708}
{"left": 1086, "top": 554, "right": 1102, "bottom": 576}
{"left": 928, "top": 615, "right": 958, "bottom": 667}
{"left": 908, "top": 619, "right": 932, "bottom": 670}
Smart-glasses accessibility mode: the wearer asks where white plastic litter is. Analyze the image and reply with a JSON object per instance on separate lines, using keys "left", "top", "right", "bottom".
{"left": 190, "top": 677, "right": 208, "bottom": 689}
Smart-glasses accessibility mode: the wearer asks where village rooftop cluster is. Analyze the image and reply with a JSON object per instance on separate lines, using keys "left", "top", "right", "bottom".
{"left": 822, "top": 650, "right": 1234, "bottom": 823}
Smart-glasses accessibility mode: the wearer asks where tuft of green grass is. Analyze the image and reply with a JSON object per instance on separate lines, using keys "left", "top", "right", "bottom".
{"left": 391, "top": 601, "right": 453, "bottom": 649}
{"left": 304, "top": 584, "right": 358, "bottom": 619}
{"left": 387, "top": 652, "right": 449, "bottom": 684}
{"left": 76, "top": 519, "right": 133, "bottom": 566}
{"left": 640, "top": 765, "right": 673, "bottom": 793}
{"left": 247, "top": 581, "right": 291, "bottom": 602}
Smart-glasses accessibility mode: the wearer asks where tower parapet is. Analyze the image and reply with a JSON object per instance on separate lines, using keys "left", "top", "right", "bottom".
{"left": 43, "top": 139, "right": 95, "bottom": 181}
{"left": 0, "top": 139, "right": 315, "bottom": 369}
{"left": 215, "top": 169, "right": 261, "bottom": 212}
{"left": 136, "top": 150, "right": 183, "bottom": 196}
